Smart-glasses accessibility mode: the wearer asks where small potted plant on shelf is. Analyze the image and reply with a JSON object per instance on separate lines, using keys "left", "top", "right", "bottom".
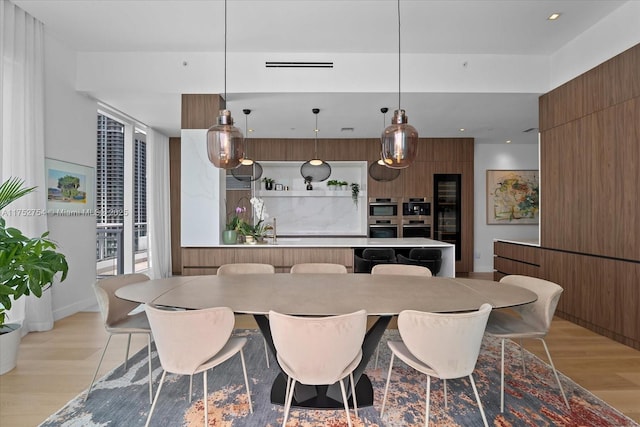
{"left": 350, "top": 183, "right": 360, "bottom": 206}
{"left": 262, "top": 177, "right": 275, "bottom": 191}
{"left": 339, "top": 180, "right": 348, "bottom": 190}
{"left": 327, "top": 179, "right": 339, "bottom": 190}
{"left": 0, "top": 178, "right": 69, "bottom": 374}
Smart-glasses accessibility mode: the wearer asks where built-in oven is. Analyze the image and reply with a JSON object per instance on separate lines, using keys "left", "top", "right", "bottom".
{"left": 368, "top": 219, "right": 399, "bottom": 238}
{"left": 402, "top": 219, "right": 431, "bottom": 238}
{"left": 402, "top": 197, "right": 431, "bottom": 216}
{"left": 369, "top": 198, "right": 399, "bottom": 217}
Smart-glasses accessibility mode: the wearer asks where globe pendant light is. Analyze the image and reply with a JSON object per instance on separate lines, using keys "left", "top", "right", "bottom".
{"left": 300, "top": 108, "right": 331, "bottom": 182}
{"left": 381, "top": 0, "right": 418, "bottom": 169}
{"left": 232, "top": 109, "right": 263, "bottom": 182}
{"left": 206, "top": 0, "right": 244, "bottom": 169}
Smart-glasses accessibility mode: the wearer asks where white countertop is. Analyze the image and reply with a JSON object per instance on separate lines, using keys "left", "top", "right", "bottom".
{"left": 217, "top": 237, "right": 454, "bottom": 248}
{"left": 493, "top": 238, "right": 540, "bottom": 247}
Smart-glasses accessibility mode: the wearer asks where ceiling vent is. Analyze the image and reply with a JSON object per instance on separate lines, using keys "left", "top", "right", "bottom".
{"left": 265, "top": 61, "right": 333, "bottom": 68}
{"left": 522, "top": 127, "right": 539, "bottom": 133}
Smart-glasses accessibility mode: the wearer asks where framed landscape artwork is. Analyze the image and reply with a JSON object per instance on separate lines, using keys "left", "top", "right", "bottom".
{"left": 46, "top": 158, "right": 95, "bottom": 215}
{"left": 486, "top": 169, "right": 539, "bottom": 225}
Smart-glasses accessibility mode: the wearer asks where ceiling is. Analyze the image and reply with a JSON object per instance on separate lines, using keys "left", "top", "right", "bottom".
{"left": 13, "top": 0, "right": 629, "bottom": 143}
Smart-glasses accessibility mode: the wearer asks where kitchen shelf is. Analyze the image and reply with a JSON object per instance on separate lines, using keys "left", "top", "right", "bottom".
{"left": 256, "top": 190, "right": 362, "bottom": 198}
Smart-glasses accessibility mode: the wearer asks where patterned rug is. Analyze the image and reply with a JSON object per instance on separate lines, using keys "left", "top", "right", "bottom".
{"left": 40, "top": 330, "right": 638, "bottom": 427}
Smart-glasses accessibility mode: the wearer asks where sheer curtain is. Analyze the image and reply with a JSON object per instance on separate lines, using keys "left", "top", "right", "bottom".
{"left": 1, "top": 1, "right": 53, "bottom": 332}
{"left": 147, "top": 130, "right": 172, "bottom": 279}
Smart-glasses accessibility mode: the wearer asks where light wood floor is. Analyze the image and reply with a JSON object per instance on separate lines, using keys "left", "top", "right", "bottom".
{"left": 2, "top": 308, "right": 640, "bottom": 426}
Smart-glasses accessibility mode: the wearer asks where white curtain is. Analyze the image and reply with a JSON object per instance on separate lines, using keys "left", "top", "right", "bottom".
{"left": 147, "top": 130, "right": 172, "bottom": 279}
{"left": 1, "top": 1, "right": 53, "bottom": 332}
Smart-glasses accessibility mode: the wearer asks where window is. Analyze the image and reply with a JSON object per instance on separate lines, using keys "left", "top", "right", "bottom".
{"left": 96, "top": 111, "right": 147, "bottom": 276}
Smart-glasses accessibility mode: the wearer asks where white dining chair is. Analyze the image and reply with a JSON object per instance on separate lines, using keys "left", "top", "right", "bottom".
{"left": 485, "top": 275, "right": 570, "bottom": 412}
{"left": 370, "top": 263, "right": 432, "bottom": 368}
{"left": 380, "top": 303, "right": 492, "bottom": 427}
{"left": 144, "top": 305, "right": 253, "bottom": 427}
{"left": 290, "top": 263, "right": 348, "bottom": 274}
{"left": 86, "top": 273, "right": 153, "bottom": 404}
{"left": 269, "top": 309, "right": 367, "bottom": 427}
{"left": 217, "top": 262, "right": 274, "bottom": 367}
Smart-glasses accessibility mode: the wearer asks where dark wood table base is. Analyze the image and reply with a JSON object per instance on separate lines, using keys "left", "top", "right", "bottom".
{"left": 254, "top": 313, "right": 391, "bottom": 409}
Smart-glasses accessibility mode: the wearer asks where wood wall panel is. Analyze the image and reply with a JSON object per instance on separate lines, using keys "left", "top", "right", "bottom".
{"left": 181, "top": 94, "right": 224, "bottom": 129}
{"left": 617, "top": 99, "right": 640, "bottom": 260}
{"left": 251, "top": 139, "right": 288, "bottom": 160}
{"left": 401, "top": 162, "right": 433, "bottom": 198}
{"left": 493, "top": 241, "right": 540, "bottom": 265}
{"left": 169, "top": 137, "right": 182, "bottom": 275}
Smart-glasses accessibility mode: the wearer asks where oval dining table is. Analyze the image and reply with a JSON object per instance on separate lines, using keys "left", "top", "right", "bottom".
{"left": 116, "top": 273, "right": 537, "bottom": 409}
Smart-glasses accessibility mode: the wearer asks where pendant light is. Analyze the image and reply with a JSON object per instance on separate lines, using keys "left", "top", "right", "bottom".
{"left": 206, "top": 0, "right": 244, "bottom": 169}
{"left": 370, "top": 108, "right": 401, "bottom": 182}
{"left": 381, "top": 0, "right": 418, "bottom": 169}
{"left": 300, "top": 108, "right": 331, "bottom": 182}
{"left": 231, "top": 109, "right": 263, "bottom": 182}
{"left": 378, "top": 107, "right": 388, "bottom": 166}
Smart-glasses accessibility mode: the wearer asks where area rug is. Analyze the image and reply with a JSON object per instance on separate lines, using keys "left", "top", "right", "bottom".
{"left": 40, "top": 330, "right": 638, "bottom": 427}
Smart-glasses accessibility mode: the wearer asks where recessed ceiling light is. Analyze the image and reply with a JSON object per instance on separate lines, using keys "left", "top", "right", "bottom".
{"left": 459, "top": 128, "right": 465, "bottom": 132}
{"left": 506, "top": 140, "right": 512, "bottom": 144}
{"left": 548, "top": 13, "right": 561, "bottom": 20}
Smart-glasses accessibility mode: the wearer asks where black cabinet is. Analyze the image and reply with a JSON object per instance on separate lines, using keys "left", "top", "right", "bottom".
{"left": 434, "top": 174, "right": 461, "bottom": 260}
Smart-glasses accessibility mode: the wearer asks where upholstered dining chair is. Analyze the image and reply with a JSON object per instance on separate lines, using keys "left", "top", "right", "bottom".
{"left": 217, "top": 262, "right": 274, "bottom": 367}
{"left": 485, "top": 275, "right": 570, "bottom": 413}
{"left": 269, "top": 309, "right": 367, "bottom": 427}
{"left": 370, "top": 263, "right": 432, "bottom": 368}
{"left": 380, "top": 303, "right": 492, "bottom": 427}
{"left": 290, "top": 263, "right": 348, "bottom": 274}
{"left": 371, "top": 263, "right": 432, "bottom": 276}
{"left": 144, "top": 305, "right": 253, "bottom": 427}
{"left": 217, "top": 262, "right": 275, "bottom": 275}
{"left": 86, "top": 273, "right": 154, "bottom": 403}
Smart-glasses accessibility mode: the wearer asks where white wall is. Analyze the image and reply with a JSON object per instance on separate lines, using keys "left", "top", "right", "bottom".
{"left": 43, "top": 34, "right": 99, "bottom": 319}
{"left": 473, "top": 143, "right": 539, "bottom": 272}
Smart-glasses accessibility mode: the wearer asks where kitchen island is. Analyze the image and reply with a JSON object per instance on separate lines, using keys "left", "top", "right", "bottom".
{"left": 181, "top": 237, "right": 455, "bottom": 277}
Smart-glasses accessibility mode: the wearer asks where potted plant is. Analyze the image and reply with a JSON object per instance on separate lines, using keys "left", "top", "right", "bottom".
{"left": 0, "top": 178, "right": 69, "bottom": 374}
{"left": 339, "top": 180, "right": 348, "bottom": 190}
{"left": 350, "top": 183, "right": 360, "bottom": 206}
{"left": 262, "top": 177, "right": 275, "bottom": 191}
{"left": 327, "top": 179, "right": 339, "bottom": 190}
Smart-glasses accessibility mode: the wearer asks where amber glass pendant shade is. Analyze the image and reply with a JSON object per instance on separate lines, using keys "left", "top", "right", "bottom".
{"left": 207, "top": 110, "right": 244, "bottom": 169}
{"left": 381, "top": 109, "right": 418, "bottom": 169}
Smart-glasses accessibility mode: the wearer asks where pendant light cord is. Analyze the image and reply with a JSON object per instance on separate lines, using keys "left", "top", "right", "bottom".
{"left": 397, "top": 0, "right": 401, "bottom": 111}
{"left": 314, "top": 112, "right": 319, "bottom": 157}
{"left": 224, "top": 0, "right": 228, "bottom": 102}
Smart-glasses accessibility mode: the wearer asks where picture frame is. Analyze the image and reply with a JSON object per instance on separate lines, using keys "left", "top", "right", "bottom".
{"left": 275, "top": 183, "right": 284, "bottom": 191}
{"left": 486, "top": 170, "right": 539, "bottom": 225}
{"left": 45, "top": 158, "right": 95, "bottom": 215}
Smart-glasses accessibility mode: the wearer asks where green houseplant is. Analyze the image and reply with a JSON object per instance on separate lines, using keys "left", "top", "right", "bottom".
{"left": 0, "top": 177, "right": 68, "bottom": 374}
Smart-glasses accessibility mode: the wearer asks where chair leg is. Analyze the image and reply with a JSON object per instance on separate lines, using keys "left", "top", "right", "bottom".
{"left": 146, "top": 334, "right": 153, "bottom": 404}
{"left": 500, "top": 338, "right": 506, "bottom": 413}
{"left": 339, "top": 378, "right": 353, "bottom": 427}
{"left": 380, "top": 353, "right": 396, "bottom": 417}
{"left": 203, "top": 370, "right": 208, "bottom": 427}
{"left": 469, "top": 374, "right": 489, "bottom": 427}
{"left": 539, "top": 338, "right": 570, "bottom": 409}
{"left": 443, "top": 379, "right": 448, "bottom": 410}
{"left": 282, "top": 378, "right": 296, "bottom": 427}
{"left": 85, "top": 335, "right": 112, "bottom": 401}
{"left": 424, "top": 375, "right": 431, "bottom": 427}
{"left": 145, "top": 370, "right": 166, "bottom": 427}
{"left": 519, "top": 338, "right": 526, "bottom": 375}
{"left": 263, "top": 338, "right": 270, "bottom": 368}
{"left": 189, "top": 375, "right": 193, "bottom": 402}
{"left": 124, "top": 333, "right": 132, "bottom": 370}
{"left": 239, "top": 348, "right": 253, "bottom": 413}
{"left": 349, "top": 372, "right": 358, "bottom": 418}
